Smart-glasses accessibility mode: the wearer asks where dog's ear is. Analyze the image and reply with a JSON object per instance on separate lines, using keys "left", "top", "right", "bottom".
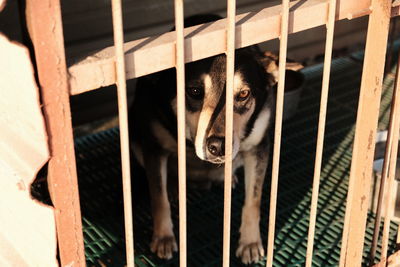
{"left": 256, "top": 57, "right": 277, "bottom": 90}
{"left": 265, "top": 72, "right": 277, "bottom": 89}
{"left": 258, "top": 54, "right": 278, "bottom": 88}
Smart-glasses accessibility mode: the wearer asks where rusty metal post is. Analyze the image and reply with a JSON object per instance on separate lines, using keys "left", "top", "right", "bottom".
{"left": 25, "top": 0, "right": 86, "bottom": 266}
{"left": 339, "top": 0, "right": 392, "bottom": 266}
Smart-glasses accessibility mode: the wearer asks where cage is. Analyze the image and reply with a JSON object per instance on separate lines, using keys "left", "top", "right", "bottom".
{"left": 1, "top": 0, "right": 400, "bottom": 266}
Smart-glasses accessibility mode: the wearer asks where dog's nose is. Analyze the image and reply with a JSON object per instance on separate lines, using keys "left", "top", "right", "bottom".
{"left": 206, "top": 136, "right": 225, "bottom": 157}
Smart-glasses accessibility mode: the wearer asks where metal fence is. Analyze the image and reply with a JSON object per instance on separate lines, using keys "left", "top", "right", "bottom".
{"left": 25, "top": 0, "right": 400, "bottom": 266}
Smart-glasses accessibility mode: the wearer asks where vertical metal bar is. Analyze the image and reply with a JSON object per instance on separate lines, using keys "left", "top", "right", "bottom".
{"left": 385, "top": 18, "right": 397, "bottom": 74}
{"left": 397, "top": 223, "right": 400, "bottom": 245}
{"left": 370, "top": 53, "right": 400, "bottom": 265}
{"left": 339, "top": 1, "right": 391, "bottom": 266}
{"left": 25, "top": 0, "right": 85, "bottom": 266}
{"left": 266, "top": 1, "right": 289, "bottom": 266}
{"left": 381, "top": 52, "right": 400, "bottom": 260}
{"left": 305, "top": 1, "right": 337, "bottom": 266}
{"left": 174, "top": 0, "right": 187, "bottom": 266}
{"left": 223, "top": 0, "right": 236, "bottom": 265}
{"left": 110, "top": 1, "right": 135, "bottom": 266}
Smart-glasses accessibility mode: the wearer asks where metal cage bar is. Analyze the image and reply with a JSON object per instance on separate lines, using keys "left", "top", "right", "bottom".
{"left": 110, "top": 0, "right": 135, "bottom": 266}
{"left": 174, "top": 0, "right": 187, "bottom": 266}
{"left": 381, "top": 51, "right": 400, "bottom": 260}
{"left": 370, "top": 39, "right": 400, "bottom": 264}
{"left": 25, "top": 0, "right": 86, "bottom": 265}
{"left": 339, "top": 0, "right": 392, "bottom": 266}
{"left": 69, "top": 0, "right": 379, "bottom": 95}
{"left": 266, "top": 1, "right": 289, "bottom": 266}
{"left": 23, "top": 0, "right": 400, "bottom": 265}
{"left": 223, "top": 0, "right": 236, "bottom": 265}
{"left": 305, "top": 0, "right": 337, "bottom": 266}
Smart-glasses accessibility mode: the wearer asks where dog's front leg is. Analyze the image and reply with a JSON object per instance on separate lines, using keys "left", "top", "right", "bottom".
{"left": 144, "top": 152, "right": 177, "bottom": 259}
{"left": 236, "top": 143, "right": 269, "bottom": 264}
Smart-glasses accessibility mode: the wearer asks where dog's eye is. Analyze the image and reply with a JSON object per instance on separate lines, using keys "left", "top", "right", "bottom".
{"left": 236, "top": 90, "right": 250, "bottom": 101}
{"left": 187, "top": 87, "right": 204, "bottom": 99}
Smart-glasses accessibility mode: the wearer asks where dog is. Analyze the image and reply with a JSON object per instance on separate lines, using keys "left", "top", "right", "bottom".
{"left": 129, "top": 14, "right": 276, "bottom": 264}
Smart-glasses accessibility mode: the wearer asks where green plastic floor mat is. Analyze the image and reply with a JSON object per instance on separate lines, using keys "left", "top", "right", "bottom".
{"left": 75, "top": 49, "right": 399, "bottom": 266}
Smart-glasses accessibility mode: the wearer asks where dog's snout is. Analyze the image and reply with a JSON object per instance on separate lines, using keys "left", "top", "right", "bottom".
{"left": 206, "top": 136, "right": 225, "bottom": 157}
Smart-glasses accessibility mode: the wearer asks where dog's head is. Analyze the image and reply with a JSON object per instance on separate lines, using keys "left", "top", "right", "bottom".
{"left": 173, "top": 49, "right": 275, "bottom": 164}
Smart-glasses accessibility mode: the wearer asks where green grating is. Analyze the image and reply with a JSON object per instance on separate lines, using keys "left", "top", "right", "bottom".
{"left": 75, "top": 47, "right": 399, "bottom": 267}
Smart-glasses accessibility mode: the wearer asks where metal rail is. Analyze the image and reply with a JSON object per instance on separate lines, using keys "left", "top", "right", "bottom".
{"left": 111, "top": 0, "right": 135, "bottom": 266}
{"left": 305, "top": 0, "right": 337, "bottom": 266}
{"left": 266, "top": 1, "right": 289, "bottom": 266}
{"left": 222, "top": 0, "right": 236, "bottom": 265}
{"left": 174, "top": 0, "right": 187, "bottom": 266}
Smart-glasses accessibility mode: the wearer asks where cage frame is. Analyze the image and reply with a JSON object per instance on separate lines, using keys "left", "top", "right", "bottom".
{"left": 23, "top": 0, "right": 400, "bottom": 266}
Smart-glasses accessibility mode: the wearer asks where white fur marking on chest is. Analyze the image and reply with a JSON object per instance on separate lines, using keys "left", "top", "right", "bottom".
{"left": 241, "top": 107, "right": 271, "bottom": 151}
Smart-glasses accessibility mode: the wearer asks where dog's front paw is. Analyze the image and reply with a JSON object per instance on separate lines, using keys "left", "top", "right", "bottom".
{"left": 150, "top": 234, "right": 178, "bottom": 260}
{"left": 236, "top": 239, "right": 264, "bottom": 265}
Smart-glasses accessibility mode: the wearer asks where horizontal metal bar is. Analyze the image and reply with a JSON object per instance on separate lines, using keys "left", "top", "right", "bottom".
{"left": 69, "top": 0, "right": 376, "bottom": 95}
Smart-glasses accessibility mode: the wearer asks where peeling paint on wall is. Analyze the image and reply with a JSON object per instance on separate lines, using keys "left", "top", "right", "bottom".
{"left": 0, "top": 33, "right": 58, "bottom": 267}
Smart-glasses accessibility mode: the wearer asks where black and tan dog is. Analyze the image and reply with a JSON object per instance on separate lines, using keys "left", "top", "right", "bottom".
{"left": 129, "top": 15, "right": 275, "bottom": 264}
